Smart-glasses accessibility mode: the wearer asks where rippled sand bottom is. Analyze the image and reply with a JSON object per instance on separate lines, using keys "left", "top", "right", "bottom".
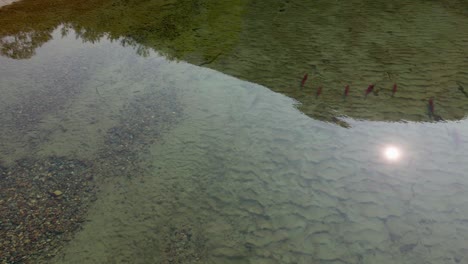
{"left": 0, "top": 6, "right": 467, "bottom": 261}
{"left": 52, "top": 61, "right": 468, "bottom": 264}
{"left": 2, "top": 29, "right": 461, "bottom": 264}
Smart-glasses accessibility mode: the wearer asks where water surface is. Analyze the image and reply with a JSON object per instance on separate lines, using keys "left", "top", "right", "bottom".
{"left": 0, "top": 1, "right": 468, "bottom": 264}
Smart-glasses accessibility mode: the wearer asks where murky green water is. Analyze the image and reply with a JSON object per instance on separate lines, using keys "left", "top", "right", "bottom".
{"left": 1, "top": 0, "right": 468, "bottom": 263}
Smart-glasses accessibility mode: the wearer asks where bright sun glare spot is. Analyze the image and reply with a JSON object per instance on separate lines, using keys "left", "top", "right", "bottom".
{"left": 383, "top": 146, "right": 401, "bottom": 161}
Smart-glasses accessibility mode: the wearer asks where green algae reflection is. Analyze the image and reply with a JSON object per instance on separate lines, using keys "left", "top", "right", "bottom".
{"left": 1, "top": 0, "right": 467, "bottom": 125}
{"left": 0, "top": 0, "right": 247, "bottom": 61}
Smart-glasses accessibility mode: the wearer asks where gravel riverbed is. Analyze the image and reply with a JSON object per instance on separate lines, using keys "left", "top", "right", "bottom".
{"left": 0, "top": 157, "right": 96, "bottom": 264}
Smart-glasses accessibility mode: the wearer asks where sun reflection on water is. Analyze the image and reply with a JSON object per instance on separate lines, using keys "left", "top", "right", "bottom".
{"left": 383, "top": 145, "right": 402, "bottom": 162}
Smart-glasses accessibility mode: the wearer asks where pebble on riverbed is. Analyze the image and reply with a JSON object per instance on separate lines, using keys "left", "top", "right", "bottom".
{"left": 51, "top": 190, "right": 63, "bottom": 197}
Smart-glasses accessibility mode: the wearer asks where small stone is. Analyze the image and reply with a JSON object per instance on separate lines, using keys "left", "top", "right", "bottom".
{"left": 52, "top": 190, "right": 63, "bottom": 197}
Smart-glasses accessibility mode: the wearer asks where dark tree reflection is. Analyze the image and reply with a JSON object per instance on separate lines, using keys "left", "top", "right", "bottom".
{"left": 0, "top": 0, "right": 466, "bottom": 124}
{"left": 0, "top": 29, "right": 53, "bottom": 59}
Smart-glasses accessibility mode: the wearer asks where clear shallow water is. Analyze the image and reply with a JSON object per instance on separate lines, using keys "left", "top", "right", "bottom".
{"left": 1, "top": 26, "right": 467, "bottom": 264}
{"left": 0, "top": 0, "right": 468, "bottom": 263}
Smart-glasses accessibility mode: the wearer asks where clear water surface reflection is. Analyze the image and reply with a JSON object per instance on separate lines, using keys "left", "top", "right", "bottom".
{"left": 0, "top": 1, "right": 467, "bottom": 264}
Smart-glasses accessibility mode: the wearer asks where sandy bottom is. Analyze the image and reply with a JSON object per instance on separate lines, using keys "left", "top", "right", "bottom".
{"left": 0, "top": 1, "right": 467, "bottom": 263}
{"left": 2, "top": 27, "right": 465, "bottom": 264}
{"left": 51, "top": 48, "right": 468, "bottom": 263}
